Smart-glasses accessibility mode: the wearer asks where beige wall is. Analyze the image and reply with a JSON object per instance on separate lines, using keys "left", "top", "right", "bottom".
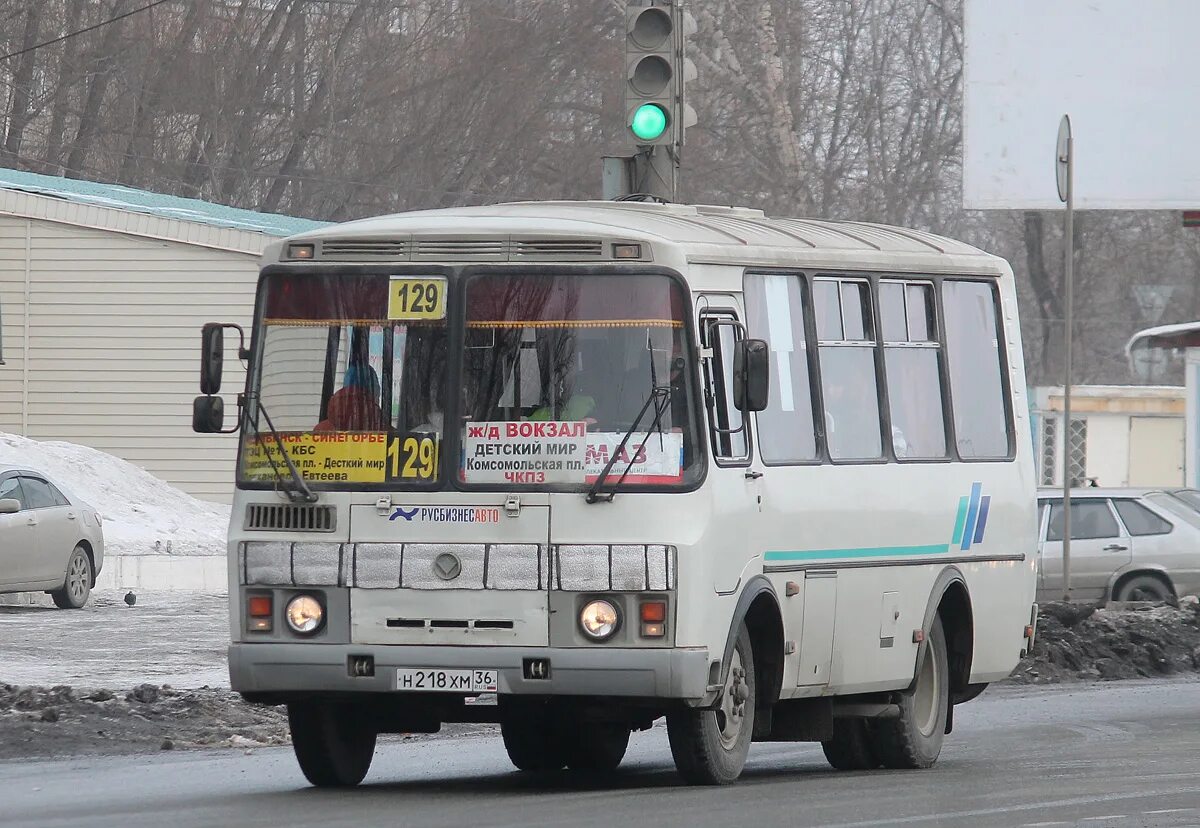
{"left": 0, "top": 216, "right": 259, "bottom": 503}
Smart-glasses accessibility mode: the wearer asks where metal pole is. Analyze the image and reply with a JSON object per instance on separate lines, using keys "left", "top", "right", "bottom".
{"left": 632, "top": 146, "right": 675, "bottom": 201}
{"left": 1061, "top": 125, "right": 1074, "bottom": 601}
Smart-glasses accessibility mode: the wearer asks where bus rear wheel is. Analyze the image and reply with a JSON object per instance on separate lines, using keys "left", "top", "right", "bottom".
{"left": 872, "top": 616, "right": 949, "bottom": 769}
{"left": 667, "top": 623, "right": 755, "bottom": 785}
{"left": 287, "top": 702, "right": 377, "bottom": 787}
{"left": 500, "top": 698, "right": 567, "bottom": 771}
{"left": 822, "top": 719, "right": 880, "bottom": 770}
{"left": 565, "top": 722, "right": 630, "bottom": 772}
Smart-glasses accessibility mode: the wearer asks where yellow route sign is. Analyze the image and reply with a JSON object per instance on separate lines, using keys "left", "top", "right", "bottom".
{"left": 242, "top": 432, "right": 440, "bottom": 484}
{"left": 388, "top": 276, "right": 447, "bottom": 321}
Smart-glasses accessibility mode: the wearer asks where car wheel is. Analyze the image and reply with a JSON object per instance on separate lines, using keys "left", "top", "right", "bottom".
{"left": 1115, "top": 574, "right": 1174, "bottom": 603}
{"left": 51, "top": 546, "right": 92, "bottom": 609}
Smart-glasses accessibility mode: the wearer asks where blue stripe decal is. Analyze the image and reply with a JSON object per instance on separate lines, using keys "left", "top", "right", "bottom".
{"left": 764, "top": 544, "right": 951, "bottom": 562}
{"left": 961, "top": 482, "right": 983, "bottom": 551}
{"left": 973, "top": 496, "right": 991, "bottom": 545}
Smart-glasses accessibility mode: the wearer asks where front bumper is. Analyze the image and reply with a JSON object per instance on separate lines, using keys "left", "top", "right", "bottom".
{"left": 229, "top": 642, "right": 710, "bottom": 700}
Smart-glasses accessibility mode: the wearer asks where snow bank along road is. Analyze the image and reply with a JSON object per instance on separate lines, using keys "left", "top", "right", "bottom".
{"left": 2, "top": 679, "right": 1198, "bottom": 828}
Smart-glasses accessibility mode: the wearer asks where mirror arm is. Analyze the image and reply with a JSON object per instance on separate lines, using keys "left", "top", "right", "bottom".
{"left": 217, "top": 393, "right": 246, "bottom": 435}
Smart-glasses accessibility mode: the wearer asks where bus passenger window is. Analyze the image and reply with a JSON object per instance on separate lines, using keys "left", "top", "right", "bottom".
{"left": 815, "top": 279, "right": 882, "bottom": 461}
{"left": 700, "top": 313, "right": 749, "bottom": 462}
{"left": 744, "top": 273, "right": 817, "bottom": 462}
{"left": 880, "top": 281, "right": 946, "bottom": 459}
{"left": 943, "top": 281, "right": 1011, "bottom": 459}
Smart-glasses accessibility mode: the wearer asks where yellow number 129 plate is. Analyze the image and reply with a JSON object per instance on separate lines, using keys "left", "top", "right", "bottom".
{"left": 388, "top": 276, "right": 447, "bottom": 321}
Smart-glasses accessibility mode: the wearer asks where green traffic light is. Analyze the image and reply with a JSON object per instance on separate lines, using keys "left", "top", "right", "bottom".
{"left": 630, "top": 103, "right": 668, "bottom": 141}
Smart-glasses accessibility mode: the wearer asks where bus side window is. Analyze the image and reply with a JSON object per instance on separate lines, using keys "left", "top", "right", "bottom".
{"left": 942, "top": 280, "right": 1012, "bottom": 459}
{"left": 879, "top": 281, "right": 947, "bottom": 460}
{"left": 700, "top": 311, "right": 750, "bottom": 463}
{"left": 814, "top": 279, "right": 883, "bottom": 461}
{"left": 743, "top": 273, "right": 818, "bottom": 463}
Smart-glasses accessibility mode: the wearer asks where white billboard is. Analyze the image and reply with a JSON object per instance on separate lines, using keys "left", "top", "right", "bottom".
{"left": 963, "top": 1, "right": 1200, "bottom": 210}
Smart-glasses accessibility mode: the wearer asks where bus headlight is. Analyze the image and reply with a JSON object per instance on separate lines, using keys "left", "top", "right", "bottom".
{"left": 579, "top": 599, "right": 620, "bottom": 641}
{"left": 285, "top": 594, "right": 324, "bottom": 635}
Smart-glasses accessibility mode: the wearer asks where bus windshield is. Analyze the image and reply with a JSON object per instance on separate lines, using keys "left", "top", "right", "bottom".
{"left": 238, "top": 270, "right": 701, "bottom": 491}
{"left": 239, "top": 273, "right": 448, "bottom": 489}
{"left": 459, "top": 272, "right": 701, "bottom": 490}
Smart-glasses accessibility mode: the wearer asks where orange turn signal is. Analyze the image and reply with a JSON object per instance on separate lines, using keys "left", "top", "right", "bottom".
{"left": 640, "top": 601, "right": 666, "bottom": 623}
{"left": 248, "top": 595, "right": 273, "bottom": 617}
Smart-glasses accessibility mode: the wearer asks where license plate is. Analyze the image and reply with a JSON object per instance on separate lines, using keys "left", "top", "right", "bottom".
{"left": 395, "top": 668, "right": 497, "bottom": 693}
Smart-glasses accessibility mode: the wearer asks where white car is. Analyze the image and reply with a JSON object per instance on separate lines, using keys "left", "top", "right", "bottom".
{"left": 0, "top": 465, "right": 104, "bottom": 608}
{"left": 1036, "top": 487, "right": 1200, "bottom": 603}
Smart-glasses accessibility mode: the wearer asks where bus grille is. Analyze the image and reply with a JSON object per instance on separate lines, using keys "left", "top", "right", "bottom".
{"left": 512, "top": 239, "right": 604, "bottom": 259}
{"left": 244, "top": 504, "right": 336, "bottom": 533}
{"left": 320, "top": 239, "right": 409, "bottom": 260}
{"left": 312, "top": 236, "right": 609, "bottom": 262}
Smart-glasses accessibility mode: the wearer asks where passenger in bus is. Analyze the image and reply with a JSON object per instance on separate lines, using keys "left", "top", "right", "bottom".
{"left": 314, "top": 365, "right": 385, "bottom": 432}
{"left": 529, "top": 393, "right": 597, "bottom": 423}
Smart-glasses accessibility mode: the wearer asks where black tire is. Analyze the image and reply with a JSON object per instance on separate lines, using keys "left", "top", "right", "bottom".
{"left": 667, "top": 624, "right": 755, "bottom": 785}
{"left": 821, "top": 719, "right": 880, "bottom": 770}
{"left": 1115, "top": 574, "right": 1174, "bottom": 603}
{"left": 872, "top": 616, "right": 949, "bottom": 770}
{"left": 500, "top": 699, "right": 567, "bottom": 771}
{"left": 51, "top": 546, "right": 92, "bottom": 609}
{"left": 564, "top": 722, "right": 631, "bottom": 772}
{"left": 287, "top": 703, "right": 377, "bottom": 787}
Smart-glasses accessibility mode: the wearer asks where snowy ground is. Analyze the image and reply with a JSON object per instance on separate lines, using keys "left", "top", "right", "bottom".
{"left": 0, "top": 591, "right": 229, "bottom": 688}
{"left": 0, "top": 432, "right": 229, "bottom": 558}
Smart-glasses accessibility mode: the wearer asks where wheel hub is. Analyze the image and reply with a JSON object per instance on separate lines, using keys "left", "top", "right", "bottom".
{"left": 717, "top": 650, "right": 749, "bottom": 748}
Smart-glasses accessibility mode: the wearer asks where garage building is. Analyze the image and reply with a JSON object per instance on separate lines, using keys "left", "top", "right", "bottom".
{"left": 0, "top": 168, "right": 324, "bottom": 503}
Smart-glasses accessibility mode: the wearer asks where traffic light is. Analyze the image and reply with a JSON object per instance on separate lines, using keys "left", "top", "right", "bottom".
{"left": 624, "top": 2, "right": 696, "bottom": 148}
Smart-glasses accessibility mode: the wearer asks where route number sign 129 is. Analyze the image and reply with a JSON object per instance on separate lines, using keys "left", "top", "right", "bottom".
{"left": 387, "top": 433, "right": 439, "bottom": 480}
{"left": 388, "top": 276, "right": 447, "bottom": 320}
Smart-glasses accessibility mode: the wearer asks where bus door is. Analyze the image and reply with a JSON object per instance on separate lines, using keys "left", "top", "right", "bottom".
{"left": 740, "top": 272, "right": 838, "bottom": 688}
{"left": 698, "top": 304, "right": 763, "bottom": 595}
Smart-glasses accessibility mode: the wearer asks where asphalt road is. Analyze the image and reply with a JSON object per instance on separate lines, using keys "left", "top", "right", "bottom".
{"left": 3, "top": 679, "right": 1199, "bottom": 828}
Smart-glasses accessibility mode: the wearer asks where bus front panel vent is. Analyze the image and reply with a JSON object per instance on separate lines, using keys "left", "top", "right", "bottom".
{"left": 244, "top": 503, "right": 337, "bottom": 533}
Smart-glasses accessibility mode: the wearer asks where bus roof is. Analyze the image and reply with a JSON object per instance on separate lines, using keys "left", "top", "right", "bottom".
{"left": 274, "top": 201, "right": 1004, "bottom": 275}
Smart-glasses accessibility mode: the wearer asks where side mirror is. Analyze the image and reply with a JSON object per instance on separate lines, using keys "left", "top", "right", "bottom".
{"left": 201, "top": 323, "right": 225, "bottom": 395}
{"left": 0, "top": 498, "right": 19, "bottom": 514}
{"left": 193, "top": 395, "right": 225, "bottom": 433}
{"left": 733, "top": 338, "right": 770, "bottom": 413}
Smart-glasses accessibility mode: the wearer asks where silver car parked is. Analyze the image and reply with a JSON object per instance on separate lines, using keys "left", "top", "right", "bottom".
{"left": 0, "top": 465, "right": 104, "bottom": 608}
{"left": 1036, "top": 487, "right": 1200, "bottom": 603}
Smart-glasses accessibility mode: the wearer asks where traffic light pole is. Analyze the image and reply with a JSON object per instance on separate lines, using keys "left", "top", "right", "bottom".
{"left": 634, "top": 146, "right": 676, "bottom": 201}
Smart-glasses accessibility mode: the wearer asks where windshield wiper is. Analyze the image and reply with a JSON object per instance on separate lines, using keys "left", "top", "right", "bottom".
{"left": 249, "top": 398, "right": 317, "bottom": 503}
{"left": 585, "top": 385, "right": 671, "bottom": 504}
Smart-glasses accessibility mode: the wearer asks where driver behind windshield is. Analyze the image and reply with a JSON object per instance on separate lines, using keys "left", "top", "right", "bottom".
{"left": 315, "top": 363, "right": 384, "bottom": 432}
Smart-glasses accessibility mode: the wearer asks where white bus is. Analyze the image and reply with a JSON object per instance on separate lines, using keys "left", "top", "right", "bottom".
{"left": 194, "top": 201, "right": 1038, "bottom": 787}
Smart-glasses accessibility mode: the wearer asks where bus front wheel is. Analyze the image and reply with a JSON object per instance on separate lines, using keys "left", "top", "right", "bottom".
{"left": 872, "top": 615, "right": 949, "bottom": 769}
{"left": 667, "top": 623, "right": 756, "bottom": 785}
{"left": 287, "top": 702, "right": 377, "bottom": 787}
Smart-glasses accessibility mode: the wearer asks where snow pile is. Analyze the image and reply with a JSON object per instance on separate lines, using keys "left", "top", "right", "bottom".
{"left": 0, "top": 433, "right": 229, "bottom": 557}
{"left": 1010, "top": 600, "right": 1200, "bottom": 684}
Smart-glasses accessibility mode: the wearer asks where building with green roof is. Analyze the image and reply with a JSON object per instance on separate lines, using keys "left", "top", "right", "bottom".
{"left": 0, "top": 168, "right": 327, "bottom": 503}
